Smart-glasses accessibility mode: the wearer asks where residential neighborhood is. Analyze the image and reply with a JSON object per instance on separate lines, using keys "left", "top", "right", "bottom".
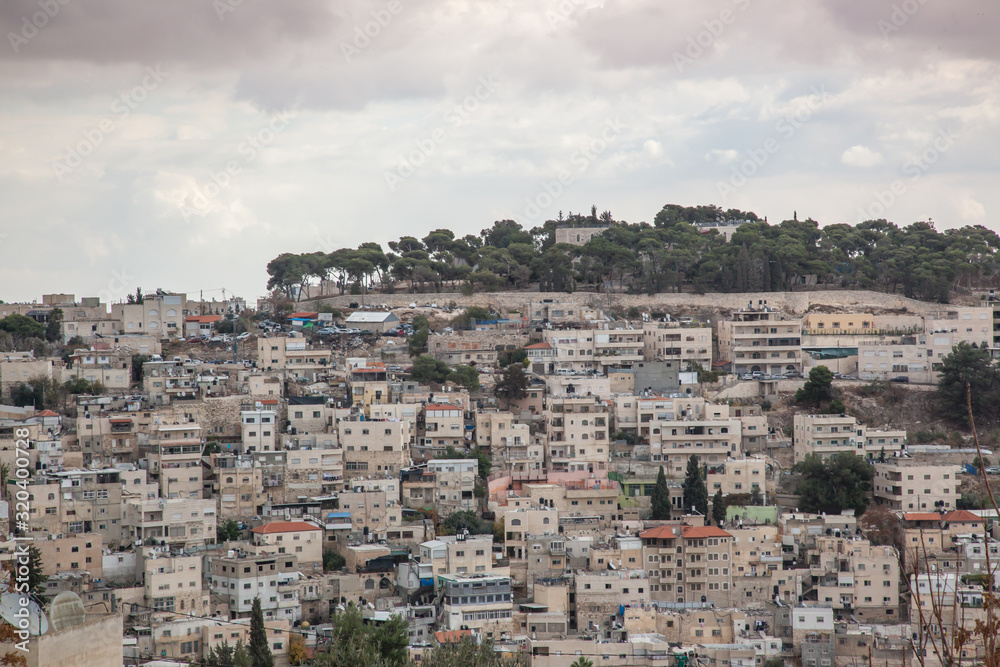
{"left": 1, "top": 282, "right": 999, "bottom": 667}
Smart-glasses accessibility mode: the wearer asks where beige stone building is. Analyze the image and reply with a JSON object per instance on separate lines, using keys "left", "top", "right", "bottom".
{"left": 642, "top": 322, "right": 713, "bottom": 370}
{"left": 35, "top": 533, "right": 103, "bottom": 578}
{"left": 111, "top": 291, "right": 188, "bottom": 338}
{"left": 648, "top": 417, "right": 742, "bottom": 476}
{"left": 793, "top": 413, "right": 906, "bottom": 462}
{"left": 121, "top": 496, "right": 217, "bottom": 549}
{"left": 545, "top": 396, "right": 610, "bottom": 474}
{"left": 874, "top": 462, "right": 961, "bottom": 511}
{"left": 414, "top": 402, "right": 467, "bottom": 459}
{"left": 213, "top": 454, "right": 266, "bottom": 518}
{"left": 209, "top": 552, "right": 301, "bottom": 623}
{"left": 338, "top": 483, "right": 403, "bottom": 542}
{"left": 339, "top": 416, "right": 412, "bottom": 480}
{"left": 147, "top": 422, "right": 204, "bottom": 499}
{"left": 401, "top": 458, "right": 477, "bottom": 518}
{"left": 717, "top": 305, "right": 803, "bottom": 375}
{"left": 256, "top": 335, "right": 332, "bottom": 381}
{"left": 251, "top": 520, "right": 324, "bottom": 570}
{"left": 640, "top": 524, "right": 734, "bottom": 606}
{"left": 808, "top": 536, "right": 900, "bottom": 622}
{"left": 141, "top": 549, "right": 207, "bottom": 615}
{"left": 241, "top": 401, "right": 279, "bottom": 452}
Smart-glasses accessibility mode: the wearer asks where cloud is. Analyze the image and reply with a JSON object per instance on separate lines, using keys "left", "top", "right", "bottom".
{"left": 841, "top": 145, "right": 885, "bottom": 167}
{"left": 0, "top": 0, "right": 997, "bottom": 302}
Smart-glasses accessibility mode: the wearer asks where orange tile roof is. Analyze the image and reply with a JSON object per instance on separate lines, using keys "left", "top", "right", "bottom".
{"left": 288, "top": 312, "right": 318, "bottom": 319}
{"left": 525, "top": 342, "right": 552, "bottom": 350}
{"left": 902, "top": 513, "right": 940, "bottom": 522}
{"left": 186, "top": 315, "right": 222, "bottom": 323}
{"left": 682, "top": 525, "right": 732, "bottom": 539}
{"left": 251, "top": 521, "right": 322, "bottom": 534}
{"left": 36, "top": 410, "right": 59, "bottom": 417}
{"left": 435, "top": 630, "right": 472, "bottom": 644}
{"left": 943, "top": 510, "right": 981, "bottom": 522}
{"left": 639, "top": 526, "right": 679, "bottom": 540}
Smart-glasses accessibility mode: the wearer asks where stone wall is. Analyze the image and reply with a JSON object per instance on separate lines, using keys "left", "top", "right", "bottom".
{"left": 307, "top": 289, "right": 940, "bottom": 319}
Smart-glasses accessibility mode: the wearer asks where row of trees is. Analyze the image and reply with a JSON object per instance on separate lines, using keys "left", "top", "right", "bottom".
{"left": 266, "top": 205, "right": 1000, "bottom": 301}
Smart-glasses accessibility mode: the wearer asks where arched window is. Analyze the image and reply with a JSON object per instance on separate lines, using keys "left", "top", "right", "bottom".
{"left": 226, "top": 477, "right": 234, "bottom": 484}
{"left": 364, "top": 579, "right": 375, "bottom": 590}
{"left": 543, "top": 517, "right": 550, "bottom": 525}
{"left": 511, "top": 519, "right": 521, "bottom": 526}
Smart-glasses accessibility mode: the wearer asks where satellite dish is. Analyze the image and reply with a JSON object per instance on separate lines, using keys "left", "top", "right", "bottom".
{"left": 0, "top": 593, "right": 48, "bottom": 636}
{"left": 49, "top": 591, "right": 86, "bottom": 631}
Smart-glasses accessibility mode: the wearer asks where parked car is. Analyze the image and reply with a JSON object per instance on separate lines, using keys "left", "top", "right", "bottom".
{"left": 891, "top": 376, "right": 910, "bottom": 383}
{"left": 236, "top": 332, "right": 251, "bottom": 340}
{"left": 316, "top": 327, "right": 338, "bottom": 335}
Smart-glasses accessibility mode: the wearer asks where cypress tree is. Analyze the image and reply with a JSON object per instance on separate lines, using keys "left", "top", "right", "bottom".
{"left": 650, "top": 465, "right": 671, "bottom": 520}
{"left": 682, "top": 455, "right": 709, "bottom": 517}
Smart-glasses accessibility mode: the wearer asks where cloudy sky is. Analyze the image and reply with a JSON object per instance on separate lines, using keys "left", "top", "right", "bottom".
{"left": 1, "top": 0, "right": 998, "bottom": 304}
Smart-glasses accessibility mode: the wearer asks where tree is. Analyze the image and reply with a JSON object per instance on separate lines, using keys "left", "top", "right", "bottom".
{"left": 217, "top": 519, "right": 241, "bottom": 543}
{"left": 324, "top": 550, "right": 346, "bottom": 571}
{"left": 452, "top": 306, "right": 493, "bottom": 329}
{"left": 408, "top": 315, "right": 430, "bottom": 355}
{"left": 793, "top": 453, "right": 874, "bottom": 515}
{"left": 45, "top": 307, "right": 63, "bottom": 342}
{"left": 494, "top": 364, "right": 529, "bottom": 409}
{"left": 131, "top": 353, "right": 149, "bottom": 384}
{"left": 650, "top": 465, "right": 671, "bottom": 520}
{"left": 313, "top": 603, "right": 408, "bottom": 667}
{"left": 712, "top": 489, "right": 727, "bottom": 525}
{"left": 287, "top": 633, "right": 307, "bottom": 666}
{"left": 233, "top": 640, "right": 252, "bottom": 667}
{"left": 248, "top": 597, "right": 274, "bottom": 667}
{"left": 420, "top": 636, "right": 526, "bottom": 666}
{"left": 795, "top": 365, "right": 834, "bottom": 406}
{"left": 449, "top": 364, "right": 480, "bottom": 390}
{"left": 497, "top": 348, "right": 528, "bottom": 368}
{"left": 440, "top": 510, "right": 492, "bottom": 536}
{"left": 571, "top": 659, "right": 595, "bottom": 667}
{"left": 410, "top": 355, "right": 451, "bottom": 384}
{"left": 859, "top": 503, "right": 903, "bottom": 550}
{"left": 682, "top": 455, "right": 708, "bottom": 516}
{"left": 206, "top": 641, "right": 236, "bottom": 667}
{"left": 937, "top": 342, "right": 1000, "bottom": 428}
{"left": 3, "top": 546, "right": 49, "bottom": 605}
{"left": 0, "top": 313, "right": 45, "bottom": 339}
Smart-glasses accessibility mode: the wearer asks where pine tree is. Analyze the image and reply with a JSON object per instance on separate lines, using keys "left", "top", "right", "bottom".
{"left": 650, "top": 465, "right": 671, "bottom": 520}
{"left": 248, "top": 597, "right": 274, "bottom": 667}
{"left": 682, "top": 455, "right": 708, "bottom": 517}
{"left": 712, "top": 489, "right": 727, "bottom": 525}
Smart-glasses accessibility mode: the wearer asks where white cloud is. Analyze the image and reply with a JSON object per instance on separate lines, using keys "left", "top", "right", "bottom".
{"left": 0, "top": 0, "right": 997, "bottom": 302}
{"left": 841, "top": 145, "right": 885, "bottom": 167}
{"left": 705, "top": 149, "right": 739, "bottom": 165}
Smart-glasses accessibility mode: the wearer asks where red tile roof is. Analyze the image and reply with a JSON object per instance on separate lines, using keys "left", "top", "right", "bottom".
{"left": 425, "top": 403, "right": 463, "bottom": 411}
{"left": 943, "top": 510, "right": 980, "bottom": 522}
{"left": 185, "top": 315, "right": 222, "bottom": 323}
{"left": 525, "top": 342, "right": 552, "bottom": 350}
{"left": 902, "top": 513, "right": 941, "bottom": 522}
{"left": 682, "top": 525, "right": 733, "bottom": 539}
{"left": 288, "top": 312, "right": 318, "bottom": 319}
{"left": 251, "top": 521, "right": 322, "bottom": 534}
{"left": 639, "top": 526, "right": 679, "bottom": 540}
{"left": 36, "top": 410, "right": 59, "bottom": 417}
